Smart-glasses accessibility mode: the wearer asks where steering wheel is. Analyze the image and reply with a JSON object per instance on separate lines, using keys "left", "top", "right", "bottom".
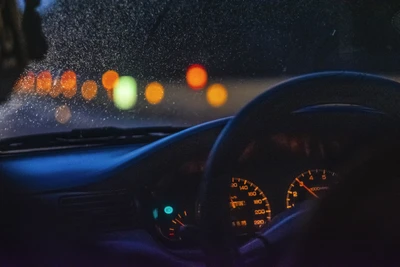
{"left": 199, "top": 71, "right": 400, "bottom": 266}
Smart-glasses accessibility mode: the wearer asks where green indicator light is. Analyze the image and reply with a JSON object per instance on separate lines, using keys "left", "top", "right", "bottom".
{"left": 164, "top": 206, "right": 173, "bottom": 215}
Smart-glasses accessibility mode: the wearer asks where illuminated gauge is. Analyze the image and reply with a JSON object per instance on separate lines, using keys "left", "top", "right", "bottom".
{"left": 157, "top": 206, "right": 195, "bottom": 242}
{"left": 168, "top": 211, "right": 190, "bottom": 241}
{"left": 230, "top": 178, "right": 271, "bottom": 235}
{"left": 286, "top": 169, "right": 338, "bottom": 209}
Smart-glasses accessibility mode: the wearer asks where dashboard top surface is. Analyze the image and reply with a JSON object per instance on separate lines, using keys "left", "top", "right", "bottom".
{"left": 0, "top": 117, "right": 230, "bottom": 193}
{"left": 0, "top": 107, "right": 392, "bottom": 195}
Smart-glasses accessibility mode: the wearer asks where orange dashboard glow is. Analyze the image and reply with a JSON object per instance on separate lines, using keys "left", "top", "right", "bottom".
{"left": 81, "top": 80, "right": 98, "bottom": 101}
{"left": 186, "top": 64, "right": 208, "bottom": 90}
{"left": 102, "top": 70, "right": 119, "bottom": 90}
{"left": 36, "top": 71, "right": 52, "bottom": 95}
{"left": 145, "top": 82, "right": 164, "bottom": 105}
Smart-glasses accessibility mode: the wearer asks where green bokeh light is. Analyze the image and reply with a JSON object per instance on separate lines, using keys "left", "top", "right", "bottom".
{"left": 113, "top": 76, "right": 137, "bottom": 110}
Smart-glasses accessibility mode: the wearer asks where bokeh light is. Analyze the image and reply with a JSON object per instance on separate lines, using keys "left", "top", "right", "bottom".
{"left": 206, "top": 83, "right": 228, "bottom": 108}
{"left": 145, "top": 82, "right": 164, "bottom": 105}
{"left": 113, "top": 76, "right": 137, "bottom": 110}
{"left": 49, "top": 78, "right": 62, "bottom": 98}
{"left": 62, "top": 85, "right": 77, "bottom": 99}
{"left": 102, "top": 70, "right": 119, "bottom": 90}
{"left": 186, "top": 64, "right": 208, "bottom": 90}
{"left": 14, "top": 72, "right": 35, "bottom": 93}
{"left": 107, "top": 89, "right": 113, "bottom": 100}
{"left": 55, "top": 105, "right": 71, "bottom": 124}
{"left": 61, "top": 70, "right": 77, "bottom": 90}
{"left": 61, "top": 70, "right": 77, "bottom": 98}
{"left": 36, "top": 71, "right": 52, "bottom": 95}
{"left": 81, "top": 80, "right": 98, "bottom": 101}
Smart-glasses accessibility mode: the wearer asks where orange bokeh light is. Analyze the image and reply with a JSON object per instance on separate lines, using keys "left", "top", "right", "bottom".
{"left": 49, "top": 78, "right": 62, "bottom": 98}
{"left": 62, "top": 86, "right": 77, "bottom": 99}
{"left": 102, "top": 70, "right": 119, "bottom": 90}
{"left": 186, "top": 64, "right": 207, "bottom": 90}
{"left": 81, "top": 80, "right": 98, "bottom": 101}
{"left": 14, "top": 72, "right": 35, "bottom": 93}
{"left": 61, "top": 70, "right": 77, "bottom": 90}
{"left": 36, "top": 71, "right": 52, "bottom": 95}
{"left": 107, "top": 89, "right": 113, "bottom": 100}
{"left": 206, "top": 83, "right": 228, "bottom": 108}
{"left": 145, "top": 82, "right": 164, "bottom": 105}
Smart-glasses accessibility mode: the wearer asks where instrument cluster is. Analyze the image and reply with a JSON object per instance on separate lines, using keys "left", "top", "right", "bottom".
{"left": 152, "top": 167, "right": 340, "bottom": 246}
{"left": 150, "top": 128, "right": 349, "bottom": 247}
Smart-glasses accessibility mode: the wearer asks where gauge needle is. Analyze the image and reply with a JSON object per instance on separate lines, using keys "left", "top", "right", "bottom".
{"left": 175, "top": 219, "right": 184, "bottom": 226}
{"left": 295, "top": 178, "right": 319, "bottom": 199}
{"left": 230, "top": 197, "right": 236, "bottom": 209}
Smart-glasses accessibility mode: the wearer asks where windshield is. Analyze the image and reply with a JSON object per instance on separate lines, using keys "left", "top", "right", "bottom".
{"left": 1, "top": 0, "right": 400, "bottom": 139}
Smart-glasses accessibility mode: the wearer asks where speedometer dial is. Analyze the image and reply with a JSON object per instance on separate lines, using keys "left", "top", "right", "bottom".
{"left": 230, "top": 178, "right": 271, "bottom": 235}
{"left": 286, "top": 169, "right": 338, "bottom": 208}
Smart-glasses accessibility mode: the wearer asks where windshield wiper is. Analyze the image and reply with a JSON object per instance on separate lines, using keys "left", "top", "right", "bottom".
{"left": 0, "top": 126, "right": 186, "bottom": 153}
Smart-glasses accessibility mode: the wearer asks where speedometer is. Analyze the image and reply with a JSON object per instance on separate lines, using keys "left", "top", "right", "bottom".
{"left": 230, "top": 178, "right": 271, "bottom": 235}
{"left": 156, "top": 177, "right": 272, "bottom": 243}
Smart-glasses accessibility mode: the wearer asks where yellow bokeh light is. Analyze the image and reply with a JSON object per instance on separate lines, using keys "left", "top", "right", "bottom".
{"left": 81, "top": 80, "right": 98, "bottom": 101}
{"left": 145, "top": 82, "right": 164, "bottom": 105}
{"left": 102, "top": 70, "right": 119, "bottom": 90}
{"left": 36, "top": 71, "right": 52, "bottom": 95}
{"left": 55, "top": 105, "right": 71, "bottom": 124}
{"left": 206, "top": 83, "right": 228, "bottom": 108}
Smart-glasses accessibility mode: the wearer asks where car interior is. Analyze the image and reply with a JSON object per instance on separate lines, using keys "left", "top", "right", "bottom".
{"left": 2, "top": 72, "right": 400, "bottom": 267}
{"left": 2, "top": 1, "right": 400, "bottom": 266}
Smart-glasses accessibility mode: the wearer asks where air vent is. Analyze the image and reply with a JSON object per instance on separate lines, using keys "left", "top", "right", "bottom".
{"left": 59, "top": 190, "right": 135, "bottom": 232}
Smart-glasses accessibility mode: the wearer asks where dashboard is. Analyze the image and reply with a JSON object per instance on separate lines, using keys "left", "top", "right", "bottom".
{"left": 0, "top": 105, "right": 394, "bottom": 252}
{"left": 153, "top": 165, "right": 338, "bottom": 246}
{"left": 148, "top": 106, "right": 393, "bottom": 248}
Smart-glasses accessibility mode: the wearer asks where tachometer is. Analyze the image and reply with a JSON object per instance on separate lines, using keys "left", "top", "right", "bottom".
{"left": 286, "top": 169, "right": 338, "bottom": 208}
{"left": 230, "top": 177, "right": 271, "bottom": 235}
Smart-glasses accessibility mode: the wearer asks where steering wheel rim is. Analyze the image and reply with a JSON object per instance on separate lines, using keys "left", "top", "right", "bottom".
{"left": 199, "top": 71, "right": 400, "bottom": 266}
